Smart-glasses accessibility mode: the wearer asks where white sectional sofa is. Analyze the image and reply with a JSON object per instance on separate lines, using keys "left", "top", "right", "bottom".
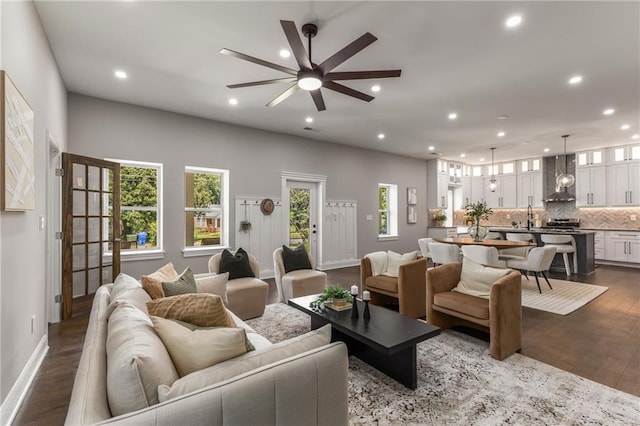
{"left": 65, "top": 274, "right": 349, "bottom": 425}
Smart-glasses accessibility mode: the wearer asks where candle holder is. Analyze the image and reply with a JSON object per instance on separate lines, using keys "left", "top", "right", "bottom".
{"left": 363, "top": 300, "right": 371, "bottom": 321}
{"left": 350, "top": 286, "right": 359, "bottom": 319}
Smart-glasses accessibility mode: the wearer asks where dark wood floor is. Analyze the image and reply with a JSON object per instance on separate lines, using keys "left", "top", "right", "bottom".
{"left": 13, "top": 265, "right": 639, "bottom": 425}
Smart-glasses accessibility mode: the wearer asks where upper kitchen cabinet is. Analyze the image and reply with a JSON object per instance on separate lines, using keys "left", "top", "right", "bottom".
{"left": 427, "top": 159, "right": 449, "bottom": 209}
{"left": 607, "top": 162, "right": 640, "bottom": 206}
{"left": 484, "top": 174, "right": 517, "bottom": 208}
{"left": 576, "top": 149, "right": 604, "bottom": 167}
{"left": 518, "top": 158, "right": 542, "bottom": 173}
{"left": 448, "top": 162, "right": 463, "bottom": 185}
{"left": 517, "top": 172, "right": 544, "bottom": 208}
{"left": 576, "top": 166, "right": 607, "bottom": 206}
{"left": 607, "top": 143, "right": 640, "bottom": 164}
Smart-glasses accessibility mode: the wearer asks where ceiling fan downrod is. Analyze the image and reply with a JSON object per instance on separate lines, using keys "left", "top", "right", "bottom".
{"left": 301, "top": 23, "right": 317, "bottom": 65}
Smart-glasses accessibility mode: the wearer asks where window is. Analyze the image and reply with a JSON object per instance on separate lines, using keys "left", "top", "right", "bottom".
{"left": 184, "top": 166, "right": 229, "bottom": 251}
{"left": 378, "top": 183, "right": 398, "bottom": 240}
{"left": 106, "top": 159, "right": 162, "bottom": 255}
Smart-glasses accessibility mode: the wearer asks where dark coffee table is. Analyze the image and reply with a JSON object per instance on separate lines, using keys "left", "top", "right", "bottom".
{"left": 288, "top": 295, "right": 440, "bottom": 389}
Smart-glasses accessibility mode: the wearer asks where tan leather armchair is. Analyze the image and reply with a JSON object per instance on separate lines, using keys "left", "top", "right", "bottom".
{"left": 426, "top": 262, "right": 522, "bottom": 360}
{"left": 361, "top": 256, "right": 427, "bottom": 319}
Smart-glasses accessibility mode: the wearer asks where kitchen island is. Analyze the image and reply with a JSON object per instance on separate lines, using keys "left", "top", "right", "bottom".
{"left": 489, "top": 227, "right": 596, "bottom": 275}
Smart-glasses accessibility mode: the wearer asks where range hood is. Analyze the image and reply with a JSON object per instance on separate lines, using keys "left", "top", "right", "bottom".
{"left": 544, "top": 153, "right": 576, "bottom": 202}
{"left": 544, "top": 188, "right": 576, "bottom": 202}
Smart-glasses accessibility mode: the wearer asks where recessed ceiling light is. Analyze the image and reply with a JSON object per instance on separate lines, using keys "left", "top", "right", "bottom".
{"left": 428, "top": 146, "right": 435, "bottom": 151}
{"left": 544, "top": 148, "right": 550, "bottom": 152}
{"left": 378, "top": 133, "right": 385, "bottom": 140}
{"left": 228, "top": 98, "right": 238, "bottom": 106}
{"left": 632, "top": 134, "right": 640, "bottom": 140}
{"left": 603, "top": 108, "right": 615, "bottom": 115}
{"left": 497, "top": 131, "right": 505, "bottom": 137}
{"left": 505, "top": 15, "right": 523, "bottom": 28}
{"left": 480, "top": 158, "right": 485, "bottom": 162}
{"left": 460, "top": 153, "right": 466, "bottom": 158}
{"left": 279, "top": 49, "right": 291, "bottom": 58}
{"left": 305, "top": 117, "right": 313, "bottom": 123}
{"left": 620, "top": 124, "right": 630, "bottom": 130}
{"left": 498, "top": 115, "right": 509, "bottom": 120}
{"left": 448, "top": 112, "right": 458, "bottom": 120}
{"left": 371, "top": 85, "right": 381, "bottom": 92}
{"left": 568, "top": 75, "right": 583, "bottom": 85}
{"left": 114, "top": 70, "right": 127, "bottom": 79}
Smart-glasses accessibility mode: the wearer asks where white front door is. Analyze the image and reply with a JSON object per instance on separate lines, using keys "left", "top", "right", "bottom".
{"left": 286, "top": 180, "right": 319, "bottom": 265}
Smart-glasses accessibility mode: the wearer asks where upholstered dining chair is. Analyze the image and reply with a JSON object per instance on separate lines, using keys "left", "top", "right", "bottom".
{"left": 273, "top": 247, "right": 327, "bottom": 303}
{"left": 505, "top": 246, "right": 557, "bottom": 293}
{"left": 461, "top": 245, "right": 506, "bottom": 268}
{"left": 428, "top": 242, "right": 462, "bottom": 266}
{"left": 499, "top": 232, "right": 536, "bottom": 262}
{"left": 418, "top": 238, "right": 433, "bottom": 261}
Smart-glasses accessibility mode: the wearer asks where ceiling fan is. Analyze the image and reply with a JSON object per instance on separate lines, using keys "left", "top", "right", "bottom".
{"left": 220, "top": 20, "right": 402, "bottom": 111}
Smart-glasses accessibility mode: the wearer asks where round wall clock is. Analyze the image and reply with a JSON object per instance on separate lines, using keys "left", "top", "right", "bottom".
{"left": 260, "top": 198, "right": 275, "bottom": 215}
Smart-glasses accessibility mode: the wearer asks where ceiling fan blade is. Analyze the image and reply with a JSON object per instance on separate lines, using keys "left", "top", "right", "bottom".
{"left": 323, "top": 81, "right": 374, "bottom": 102}
{"left": 310, "top": 89, "right": 326, "bottom": 111}
{"left": 280, "top": 20, "right": 312, "bottom": 70}
{"left": 227, "top": 77, "right": 297, "bottom": 89}
{"left": 266, "top": 83, "right": 300, "bottom": 107}
{"left": 318, "top": 33, "right": 377, "bottom": 74}
{"left": 220, "top": 48, "right": 297, "bottom": 76}
{"left": 324, "top": 70, "right": 402, "bottom": 81}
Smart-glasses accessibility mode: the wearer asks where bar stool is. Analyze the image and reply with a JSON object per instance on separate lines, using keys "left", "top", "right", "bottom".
{"left": 540, "top": 234, "right": 577, "bottom": 275}
{"left": 499, "top": 233, "right": 535, "bottom": 261}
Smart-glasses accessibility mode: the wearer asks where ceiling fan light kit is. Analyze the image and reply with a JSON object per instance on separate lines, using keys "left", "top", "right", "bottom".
{"left": 221, "top": 20, "right": 401, "bottom": 111}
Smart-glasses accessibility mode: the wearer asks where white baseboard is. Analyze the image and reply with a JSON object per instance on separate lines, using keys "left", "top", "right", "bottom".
{"left": 319, "top": 259, "right": 360, "bottom": 271}
{"left": 0, "top": 335, "right": 48, "bottom": 426}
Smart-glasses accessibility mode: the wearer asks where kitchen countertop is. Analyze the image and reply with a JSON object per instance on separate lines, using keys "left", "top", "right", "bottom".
{"left": 488, "top": 227, "right": 596, "bottom": 235}
{"left": 580, "top": 228, "right": 640, "bottom": 232}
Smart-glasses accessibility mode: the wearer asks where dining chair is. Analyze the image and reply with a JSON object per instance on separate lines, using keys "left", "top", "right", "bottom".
{"left": 461, "top": 245, "right": 506, "bottom": 268}
{"left": 505, "top": 246, "right": 557, "bottom": 293}
{"left": 540, "top": 234, "right": 577, "bottom": 275}
{"left": 428, "top": 242, "right": 462, "bottom": 266}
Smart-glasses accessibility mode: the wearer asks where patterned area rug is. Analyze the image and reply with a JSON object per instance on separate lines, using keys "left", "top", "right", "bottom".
{"left": 247, "top": 303, "right": 640, "bottom": 425}
{"left": 520, "top": 277, "right": 608, "bottom": 315}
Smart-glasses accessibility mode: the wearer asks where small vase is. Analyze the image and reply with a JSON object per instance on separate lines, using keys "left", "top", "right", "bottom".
{"left": 468, "top": 221, "right": 488, "bottom": 242}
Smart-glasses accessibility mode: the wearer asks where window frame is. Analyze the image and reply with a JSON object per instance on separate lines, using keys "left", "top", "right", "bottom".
{"left": 378, "top": 183, "right": 398, "bottom": 241}
{"left": 104, "top": 158, "right": 164, "bottom": 262}
{"left": 183, "top": 166, "right": 230, "bottom": 257}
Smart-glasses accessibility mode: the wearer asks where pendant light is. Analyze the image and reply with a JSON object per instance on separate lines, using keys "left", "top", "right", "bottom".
{"left": 488, "top": 147, "right": 497, "bottom": 192}
{"left": 556, "top": 134, "right": 575, "bottom": 188}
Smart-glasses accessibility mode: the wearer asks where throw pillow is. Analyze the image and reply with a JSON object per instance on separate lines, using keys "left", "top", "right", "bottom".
{"left": 453, "top": 257, "right": 512, "bottom": 297}
{"left": 384, "top": 250, "right": 418, "bottom": 277}
{"left": 219, "top": 248, "right": 255, "bottom": 280}
{"left": 194, "top": 272, "right": 229, "bottom": 304}
{"left": 281, "top": 245, "right": 312, "bottom": 273}
{"left": 157, "top": 324, "right": 332, "bottom": 402}
{"left": 151, "top": 316, "right": 254, "bottom": 377}
{"left": 146, "top": 293, "right": 236, "bottom": 328}
{"left": 141, "top": 263, "right": 179, "bottom": 299}
{"left": 365, "top": 251, "right": 389, "bottom": 276}
{"left": 162, "top": 267, "right": 197, "bottom": 297}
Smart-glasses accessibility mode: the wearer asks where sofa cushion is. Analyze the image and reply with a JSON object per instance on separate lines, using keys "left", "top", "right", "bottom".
{"left": 453, "top": 257, "right": 511, "bottom": 297}
{"left": 434, "top": 291, "right": 490, "bottom": 320}
{"left": 219, "top": 248, "right": 255, "bottom": 280}
{"left": 194, "top": 272, "right": 229, "bottom": 304}
{"left": 384, "top": 250, "right": 418, "bottom": 277}
{"left": 106, "top": 303, "right": 178, "bottom": 416}
{"left": 107, "top": 273, "right": 151, "bottom": 316}
{"left": 146, "top": 293, "right": 236, "bottom": 328}
{"left": 151, "top": 316, "right": 254, "bottom": 377}
{"left": 282, "top": 244, "right": 312, "bottom": 273}
{"left": 364, "top": 251, "right": 388, "bottom": 276}
{"left": 110, "top": 273, "right": 141, "bottom": 301}
{"left": 141, "top": 262, "right": 179, "bottom": 299}
{"left": 365, "top": 275, "right": 398, "bottom": 294}
{"left": 158, "top": 324, "right": 331, "bottom": 402}
{"left": 162, "top": 267, "right": 197, "bottom": 297}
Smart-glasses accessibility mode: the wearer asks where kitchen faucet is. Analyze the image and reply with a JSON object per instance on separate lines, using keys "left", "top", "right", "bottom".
{"left": 527, "top": 204, "right": 534, "bottom": 230}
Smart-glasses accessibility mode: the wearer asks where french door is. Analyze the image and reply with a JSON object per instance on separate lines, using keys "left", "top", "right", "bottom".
{"left": 61, "top": 153, "right": 120, "bottom": 319}
{"left": 286, "top": 180, "right": 319, "bottom": 265}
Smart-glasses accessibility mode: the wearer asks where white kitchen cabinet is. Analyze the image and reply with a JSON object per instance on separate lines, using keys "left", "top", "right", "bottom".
{"left": 576, "top": 166, "right": 606, "bottom": 206}
{"left": 470, "top": 177, "right": 485, "bottom": 204}
{"left": 461, "top": 177, "right": 471, "bottom": 208}
{"left": 484, "top": 175, "right": 517, "bottom": 208}
{"left": 518, "top": 158, "right": 542, "bottom": 173}
{"left": 607, "top": 143, "right": 640, "bottom": 164}
{"left": 605, "top": 231, "right": 640, "bottom": 263}
{"left": 448, "top": 162, "right": 463, "bottom": 185}
{"left": 607, "top": 162, "right": 640, "bottom": 206}
{"left": 576, "top": 149, "right": 604, "bottom": 167}
{"left": 427, "top": 159, "right": 449, "bottom": 209}
{"left": 517, "top": 172, "right": 543, "bottom": 208}
{"left": 593, "top": 231, "right": 605, "bottom": 260}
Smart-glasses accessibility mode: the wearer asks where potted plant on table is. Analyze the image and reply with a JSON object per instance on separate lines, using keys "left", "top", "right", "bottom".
{"left": 433, "top": 210, "right": 447, "bottom": 227}
{"left": 464, "top": 201, "right": 494, "bottom": 242}
{"left": 310, "top": 285, "right": 354, "bottom": 309}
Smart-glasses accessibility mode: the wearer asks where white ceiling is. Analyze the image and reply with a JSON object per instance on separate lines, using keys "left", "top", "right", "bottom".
{"left": 34, "top": 1, "right": 640, "bottom": 164}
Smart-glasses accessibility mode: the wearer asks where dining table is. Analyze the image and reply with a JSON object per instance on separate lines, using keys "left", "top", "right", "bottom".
{"left": 434, "top": 237, "right": 536, "bottom": 250}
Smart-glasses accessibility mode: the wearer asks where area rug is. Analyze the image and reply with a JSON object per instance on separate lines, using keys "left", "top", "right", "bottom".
{"left": 247, "top": 303, "right": 640, "bottom": 425}
{"left": 520, "top": 277, "right": 608, "bottom": 315}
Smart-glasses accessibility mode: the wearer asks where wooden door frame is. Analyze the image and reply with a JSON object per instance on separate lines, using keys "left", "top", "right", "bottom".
{"left": 61, "top": 153, "right": 120, "bottom": 319}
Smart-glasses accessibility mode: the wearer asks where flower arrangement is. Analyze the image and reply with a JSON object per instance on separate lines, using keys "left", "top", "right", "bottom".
{"left": 464, "top": 201, "right": 494, "bottom": 241}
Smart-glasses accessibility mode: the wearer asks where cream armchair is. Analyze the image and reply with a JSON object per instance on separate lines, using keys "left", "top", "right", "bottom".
{"left": 273, "top": 247, "right": 327, "bottom": 302}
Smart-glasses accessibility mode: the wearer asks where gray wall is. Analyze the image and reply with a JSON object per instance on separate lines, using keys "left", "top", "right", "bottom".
{"left": 68, "top": 94, "right": 429, "bottom": 279}
{"left": 0, "top": 1, "right": 68, "bottom": 404}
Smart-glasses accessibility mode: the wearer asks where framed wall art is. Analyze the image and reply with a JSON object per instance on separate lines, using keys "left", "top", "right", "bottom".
{"left": 407, "top": 205, "right": 417, "bottom": 224}
{"left": 1, "top": 70, "right": 35, "bottom": 211}
{"left": 407, "top": 187, "right": 417, "bottom": 205}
